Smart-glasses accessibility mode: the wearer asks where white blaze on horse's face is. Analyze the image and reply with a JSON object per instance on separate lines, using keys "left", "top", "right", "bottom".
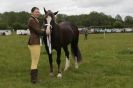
{"left": 46, "top": 16, "right": 52, "bottom": 35}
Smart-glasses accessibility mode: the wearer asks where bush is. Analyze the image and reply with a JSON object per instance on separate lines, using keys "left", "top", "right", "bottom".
{"left": 12, "top": 23, "right": 27, "bottom": 31}
{"left": 113, "top": 21, "right": 124, "bottom": 28}
{"left": 0, "top": 23, "right": 8, "bottom": 29}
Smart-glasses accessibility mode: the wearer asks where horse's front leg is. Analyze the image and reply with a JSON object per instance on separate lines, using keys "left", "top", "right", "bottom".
{"left": 48, "top": 53, "right": 54, "bottom": 76}
{"left": 44, "top": 44, "right": 54, "bottom": 76}
{"left": 56, "top": 48, "right": 62, "bottom": 78}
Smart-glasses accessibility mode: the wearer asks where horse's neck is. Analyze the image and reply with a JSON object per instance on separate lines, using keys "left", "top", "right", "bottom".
{"left": 52, "top": 23, "right": 59, "bottom": 32}
{"left": 51, "top": 23, "right": 60, "bottom": 39}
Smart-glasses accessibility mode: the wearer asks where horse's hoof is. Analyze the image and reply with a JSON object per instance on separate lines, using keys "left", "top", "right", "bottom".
{"left": 64, "top": 65, "right": 70, "bottom": 71}
{"left": 64, "top": 68, "right": 68, "bottom": 71}
{"left": 49, "top": 73, "right": 54, "bottom": 77}
{"left": 64, "top": 66, "right": 70, "bottom": 71}
{"left": 57, "top": 73, "right": 62, "bottom": 79}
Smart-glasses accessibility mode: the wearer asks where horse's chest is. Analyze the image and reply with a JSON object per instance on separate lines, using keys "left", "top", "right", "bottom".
{"left": 51, "top": 34, "right": 61, "bottom": 49}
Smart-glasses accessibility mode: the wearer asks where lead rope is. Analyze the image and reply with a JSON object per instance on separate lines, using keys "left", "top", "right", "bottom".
{"left": 44, "top": 23, "right": 52, "bottom": 54}
{"left": 47, "top": 34, "right": 52, "bottom": 54}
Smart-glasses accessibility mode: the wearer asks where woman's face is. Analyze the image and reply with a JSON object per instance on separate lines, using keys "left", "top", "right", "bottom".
{"left": 32, "top": 9, "right": 40, "bottom": 18}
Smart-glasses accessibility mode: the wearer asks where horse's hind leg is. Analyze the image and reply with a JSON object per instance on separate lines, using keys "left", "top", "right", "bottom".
{"left": 63, "top": 46, "right": 70, "bottom": 71}
{"left": 74, "top": 55, "right": 79, "bottom": 69}
{"left": 56, "top": 48, "right": 62, "bottom": 78}
{"left": 71, "top": 42, "right": 79, "bottom": 69}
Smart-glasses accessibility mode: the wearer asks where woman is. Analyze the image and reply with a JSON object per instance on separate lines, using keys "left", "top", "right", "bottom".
{"left": 28, "top": 7, "right": 44, "bottom": 84}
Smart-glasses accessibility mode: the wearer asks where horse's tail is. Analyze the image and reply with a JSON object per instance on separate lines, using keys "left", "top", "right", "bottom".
{"left": 71, "top": 26, "right": 82, "bottom": 63}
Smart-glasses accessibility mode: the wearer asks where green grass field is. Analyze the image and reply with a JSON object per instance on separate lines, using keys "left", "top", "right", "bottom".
{"left": 0, "top": 33, "right": 133, "bottom": 88}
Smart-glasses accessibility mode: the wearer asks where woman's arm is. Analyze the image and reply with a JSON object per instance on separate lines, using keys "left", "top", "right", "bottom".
{"left": 28, "top": 18, "right": 44, "bottom": 36}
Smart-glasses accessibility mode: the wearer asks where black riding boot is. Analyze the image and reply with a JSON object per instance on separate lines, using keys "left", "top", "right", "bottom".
{"left": 30, "top": 69, "right": 38, "bottom": 84}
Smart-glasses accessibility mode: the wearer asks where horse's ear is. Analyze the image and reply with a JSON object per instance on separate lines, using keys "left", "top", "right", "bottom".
{"left": 54, "top": 11, "right": 58, "bottom": 15}
{"left": 43, "top": 7, "right": 47, "bottom": 14}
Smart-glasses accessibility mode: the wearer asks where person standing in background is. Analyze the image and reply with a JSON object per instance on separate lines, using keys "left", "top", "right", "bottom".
{"left": 84, "top": 28, "right": 89, "bottom": 40}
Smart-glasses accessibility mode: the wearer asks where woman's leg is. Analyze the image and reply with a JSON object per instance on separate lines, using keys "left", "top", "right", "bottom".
{"left": 28, "top": 45, "right": 41, "bottom": 84}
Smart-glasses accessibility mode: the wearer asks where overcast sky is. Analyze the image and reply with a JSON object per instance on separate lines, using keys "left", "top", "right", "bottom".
{"left": 0, "top": 0, "right": 133, "bottom": 18}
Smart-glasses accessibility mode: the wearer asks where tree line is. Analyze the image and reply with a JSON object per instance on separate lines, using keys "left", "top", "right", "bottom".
{"left": 0, "top": 11, "right": 133, "bottom": 30}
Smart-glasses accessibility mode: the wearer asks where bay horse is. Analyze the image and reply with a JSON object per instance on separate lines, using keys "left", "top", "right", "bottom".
{"left": 43, "top": 8, "right": 82, "bottom": 78}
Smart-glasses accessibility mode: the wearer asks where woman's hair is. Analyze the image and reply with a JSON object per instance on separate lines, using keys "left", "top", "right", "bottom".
{"left": 31, "top": 7, "right": 39, "bottom": 13}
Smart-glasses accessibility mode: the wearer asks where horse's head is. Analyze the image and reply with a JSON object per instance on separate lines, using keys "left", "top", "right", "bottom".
{"left": 43, "top": 8, "right": 58, "bottom": 36}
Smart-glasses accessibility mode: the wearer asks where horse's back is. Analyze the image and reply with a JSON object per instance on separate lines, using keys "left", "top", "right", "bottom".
{"left": 59, "top": 21, "right": 79, "bottom": 46}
